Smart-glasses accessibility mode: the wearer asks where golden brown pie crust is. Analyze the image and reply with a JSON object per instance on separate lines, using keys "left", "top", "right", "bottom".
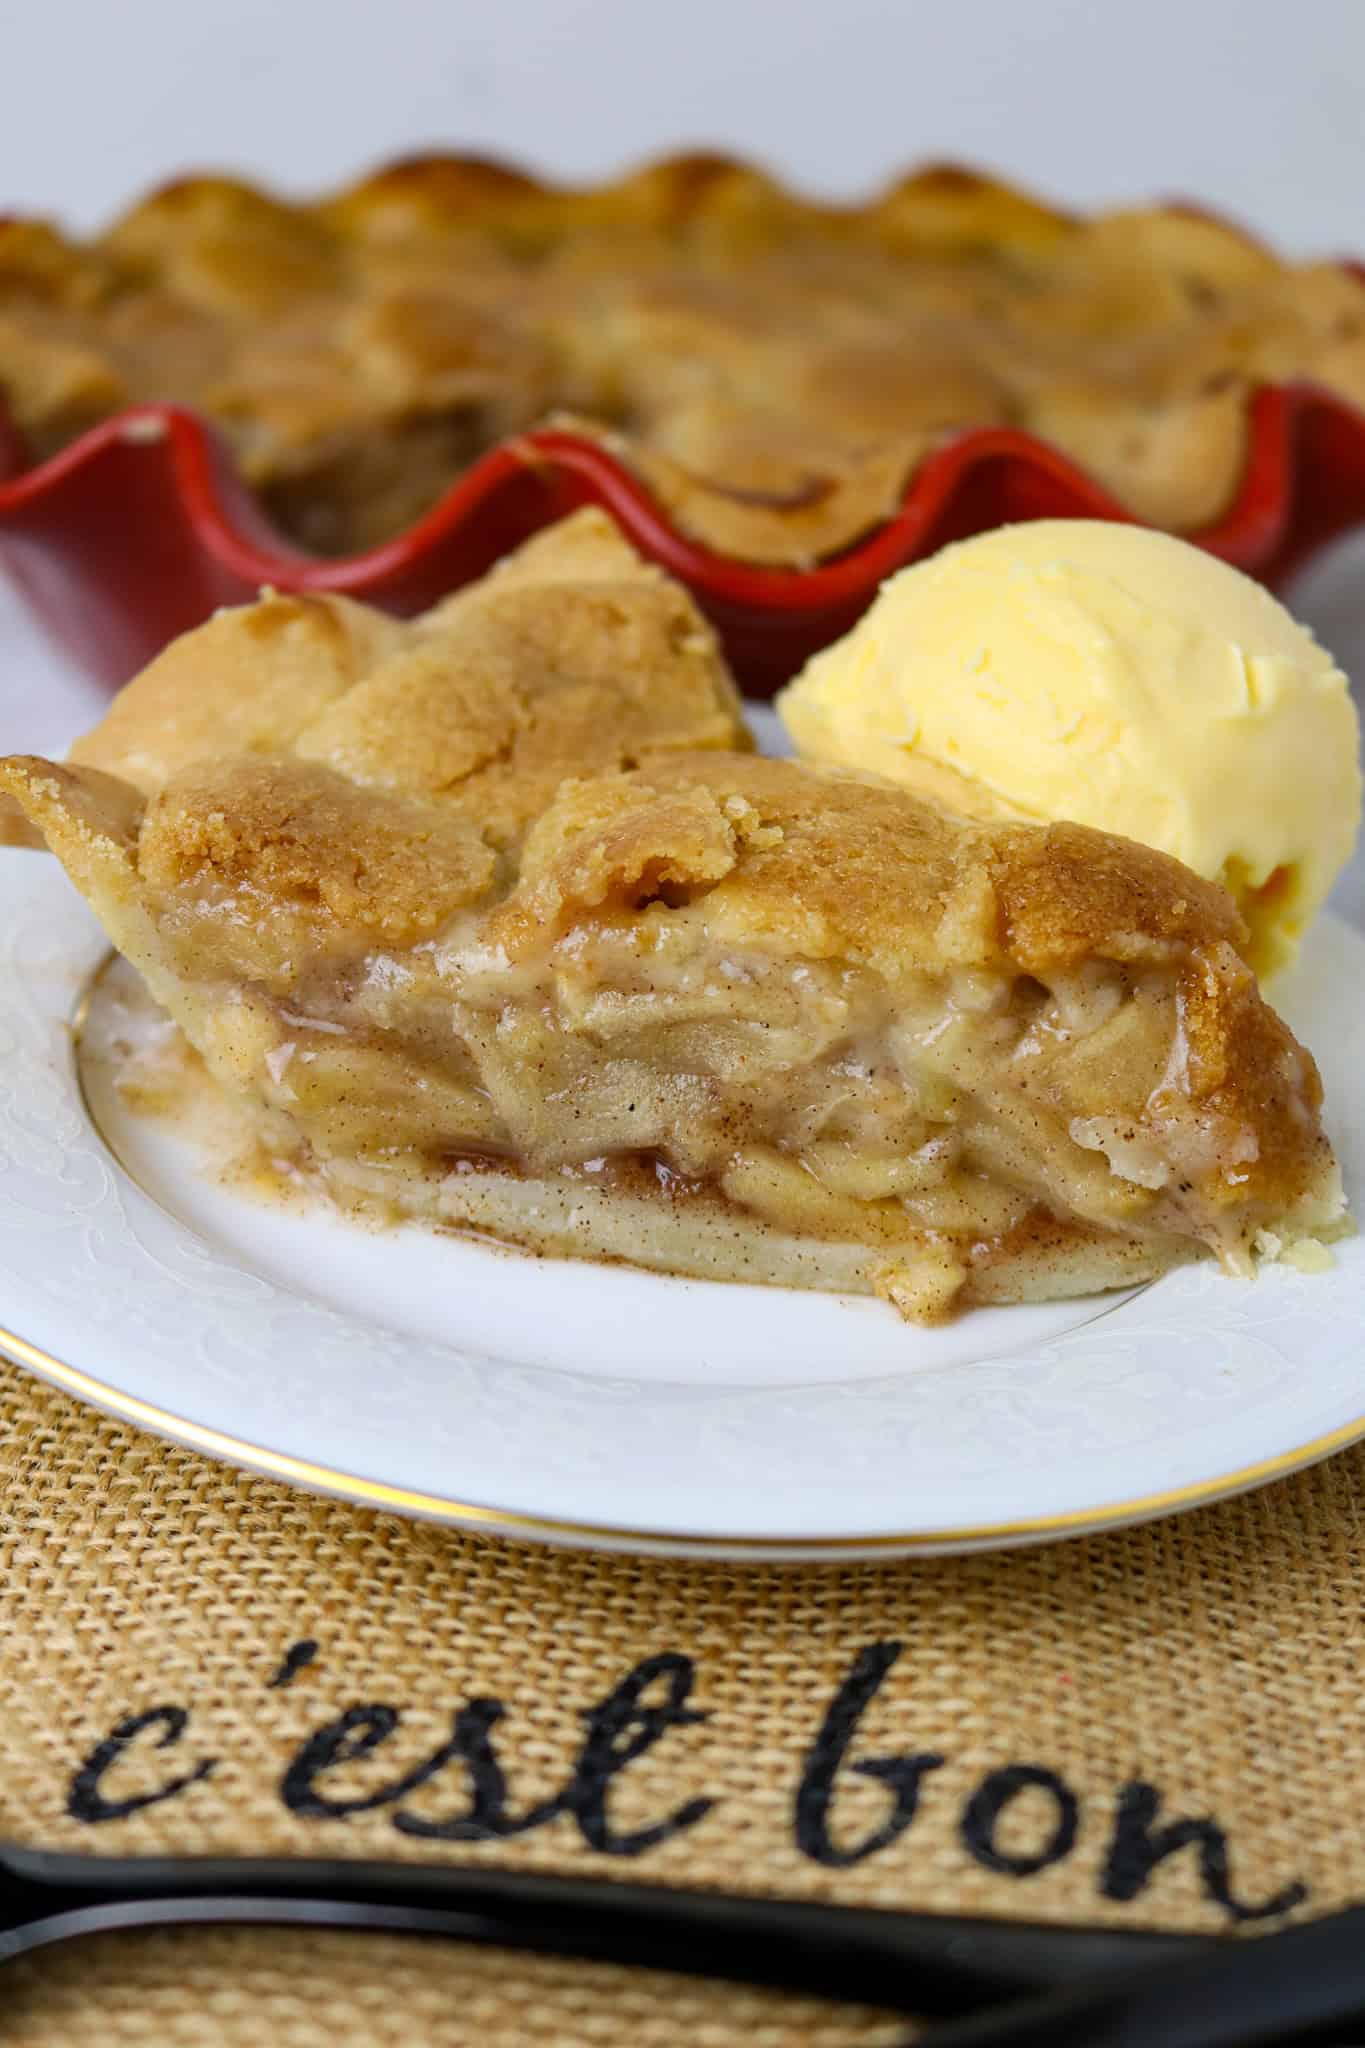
{"left": 1, "top": 512, "right": 1345, "bottom": 1320}
{"left": 4, "top": 157, "right": 1365, "bottom": 562}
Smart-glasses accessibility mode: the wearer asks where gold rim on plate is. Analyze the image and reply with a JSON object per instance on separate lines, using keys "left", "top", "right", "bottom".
{"left": 3, "top": 1314, "right": 1363, "bottom": 1557}
{"left": 0, "top": 952, "right": 1356, "bottom": 1559}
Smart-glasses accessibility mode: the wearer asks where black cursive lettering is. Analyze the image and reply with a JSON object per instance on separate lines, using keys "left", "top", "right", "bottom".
{"left": 281, "top": 1704, "right": 421, "bottom": 1818}
{"left": 562, "top": 1652, "right": 715, "bottom": 1856}
{"left": 393, "top": 1698, "right": 559, "bottom": 1841}
{"left": 68, "top": 1706, "right": 216, "bottom": 1823}
{"left": 1102, "top": 1780, "right": 1308, "bottom": 1922}
{"left": 794, "top": 1642, "right": 945, "bottom": 1868}
{"left": 267, "top": 1640, "right": 319, "bottom": 1690}
{"left": 961, "top": 1764, "right": 1079, "bottom": 1877}
{"left": 291, "top": 1658, "right": 714, "bottom": 1855}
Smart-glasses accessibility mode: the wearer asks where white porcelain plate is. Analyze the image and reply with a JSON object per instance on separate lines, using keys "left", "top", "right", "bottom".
{"left": 1, "top": 844, "right": 1363, "bottom": 1559}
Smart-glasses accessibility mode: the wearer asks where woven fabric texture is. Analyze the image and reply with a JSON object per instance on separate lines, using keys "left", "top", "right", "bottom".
{"left": 2, "top": 1362, "right": 1363, "bottom": 2045}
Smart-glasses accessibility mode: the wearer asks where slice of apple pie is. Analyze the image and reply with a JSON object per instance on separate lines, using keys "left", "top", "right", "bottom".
{"left": 2, "top": 511, "right": 1345, "bottom": 1321}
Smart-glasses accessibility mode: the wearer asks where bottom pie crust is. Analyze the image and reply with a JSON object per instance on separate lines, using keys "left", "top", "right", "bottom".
{"left": 84, "top": 952, "right": 1338, "bottom": 1328}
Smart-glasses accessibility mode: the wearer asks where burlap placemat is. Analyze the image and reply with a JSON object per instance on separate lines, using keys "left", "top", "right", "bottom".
{"left": 2, "top": 1359, "right": 1363, "bottom": 2046}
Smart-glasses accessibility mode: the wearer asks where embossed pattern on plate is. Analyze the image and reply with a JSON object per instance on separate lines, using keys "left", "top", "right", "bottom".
{"left": 0, "top": 847, "right": 1362, "bottom": 1557}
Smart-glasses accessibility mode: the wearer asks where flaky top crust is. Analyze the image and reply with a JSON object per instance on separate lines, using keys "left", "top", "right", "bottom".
{"left": 0, "top": 512, "right": 1338, "bottom": 1242}
{"left": 4, "top": 156, "right": 1365, "bottom": 562}
{"left": 0, "top": 510, "right": 747, "bottom": 850}
{"left": 0, "top": 502, "right": 1248, "bottom": 978}
{"left": 494, "top": 751, "right": 1248, "bottom": 977}
{"left": 0, "top": 506, "right": 1249, "bottom": 979}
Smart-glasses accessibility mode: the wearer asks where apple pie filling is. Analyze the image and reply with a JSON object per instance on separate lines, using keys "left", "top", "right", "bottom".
{"left": 1, "top": 523, "right": 1344, "bottom": 1324}
{"left": 134, "top": 860, "right": 1331, "bottom": 1323}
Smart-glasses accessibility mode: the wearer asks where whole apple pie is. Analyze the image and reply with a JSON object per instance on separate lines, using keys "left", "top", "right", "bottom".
{"left": 1, "top": 512, "right": 1345, "bottom": 1321}
{"left": 4, "top": 156, "right": 1365, "bottom": 562}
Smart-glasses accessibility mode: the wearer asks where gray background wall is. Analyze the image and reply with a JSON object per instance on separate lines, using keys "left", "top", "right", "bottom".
{"left": 6, "top": 0, "right": 1362, "bottom": 253}
{"left": 3, "top": 0, "right": 1363, "bottom": 930}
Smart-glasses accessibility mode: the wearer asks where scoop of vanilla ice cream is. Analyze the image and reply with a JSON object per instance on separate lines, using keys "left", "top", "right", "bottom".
{"left": 777, "top": 520, "right": 1362, "bottom": 976}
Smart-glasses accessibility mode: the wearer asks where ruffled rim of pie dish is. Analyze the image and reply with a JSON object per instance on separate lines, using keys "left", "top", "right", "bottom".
{"left": 2, "top": 156, "right": 1365, "bottom": 697}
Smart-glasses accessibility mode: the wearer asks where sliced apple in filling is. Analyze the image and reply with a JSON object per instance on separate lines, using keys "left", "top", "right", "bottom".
{"left": 1, "top": 511, "right": 1346, "bottom": 1320}
{"left": 2, "top": 736, "right": 1345, "bottom": 1324}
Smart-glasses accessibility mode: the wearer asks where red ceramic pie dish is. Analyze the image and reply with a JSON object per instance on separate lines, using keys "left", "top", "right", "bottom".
{"left": 4, "top": 175, "right": 1365, "bottom": 699}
